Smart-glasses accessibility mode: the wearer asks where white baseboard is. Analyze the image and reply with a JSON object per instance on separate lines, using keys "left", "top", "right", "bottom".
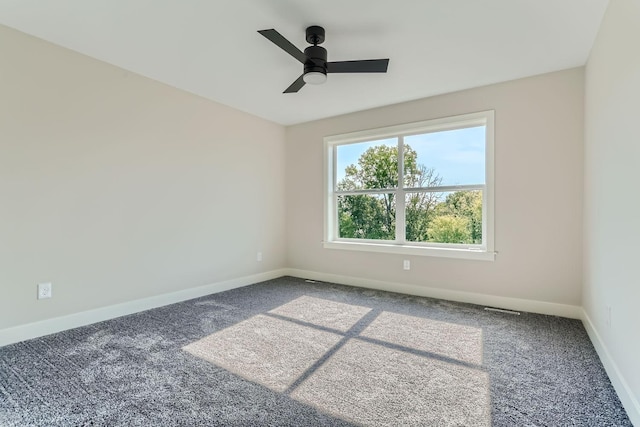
{"left": 0, "top": 269, "right": 287, "bottom": 348}
{"left": 581, "top": 309, "right": 640, "bottom": 426}
{"left": 1, "top": 267, "right": 582, "bottom": 347}
{"left": 284, "top": 268, "right": 583, "bottom": 319}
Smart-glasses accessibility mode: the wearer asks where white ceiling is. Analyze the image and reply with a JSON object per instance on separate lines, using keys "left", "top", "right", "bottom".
{"left": 0, "top": 0, "right": 609, "bottom": 125}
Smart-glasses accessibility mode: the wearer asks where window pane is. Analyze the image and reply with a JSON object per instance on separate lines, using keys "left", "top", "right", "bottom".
{"left": 336, "top": 138, "right": 398, "bottom": 190}
{"left": 338, "top": 194, "right": 396, "bottom": 240}
{"left": 404, "top": 126, "right": 485, "bottom": 187}
{"left": 405, "top": 190, "right": 482, "bottom": 244}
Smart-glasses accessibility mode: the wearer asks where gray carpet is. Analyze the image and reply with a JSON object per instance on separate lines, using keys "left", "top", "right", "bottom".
{"left": 0, "top": 276, "right": 632, "bottom": 426}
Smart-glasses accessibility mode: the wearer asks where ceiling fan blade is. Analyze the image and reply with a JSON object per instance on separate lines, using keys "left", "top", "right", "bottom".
{"left": 327, "top": 59, "right": 389, "bottom": 73}
{"left": 258, "top": 29, "right": 307, "bottom": 64}
{"left": 284, "top": 75, "right": 305, "bottom": 93}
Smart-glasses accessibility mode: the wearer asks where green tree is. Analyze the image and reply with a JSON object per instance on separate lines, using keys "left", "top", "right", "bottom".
{"left": 433, "top": 190, "right": 482, "bottom": 243}
{"left": 338, "top": 194, "right": 394, "bottom": 239}
{"left": 338, "top": 144, "right": 441, "bottom": 240}
{"left": 405, "top": 167, "right": 442, "bottom": 241}
{"left": 427, "top": 216, "right": 471, "bottom": 243}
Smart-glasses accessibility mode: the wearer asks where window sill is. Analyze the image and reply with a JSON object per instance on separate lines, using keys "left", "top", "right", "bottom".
{"left": 323, "top": 241, "right": 496, "bottom": 261}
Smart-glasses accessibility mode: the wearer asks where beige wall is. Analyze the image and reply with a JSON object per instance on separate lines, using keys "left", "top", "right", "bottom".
{"left": 286, "top": 68, "right": 584, "bottom": 305}
{"left": 0, "top": 25, "right": 287, "bottom": 329}
{"left": 584, "top": 0, "right": 640, "bottom": 420}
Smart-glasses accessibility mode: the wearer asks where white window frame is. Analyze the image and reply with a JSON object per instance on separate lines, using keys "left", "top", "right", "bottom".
{"left": 323, "top": 110, "right": 495, "bottom": 261}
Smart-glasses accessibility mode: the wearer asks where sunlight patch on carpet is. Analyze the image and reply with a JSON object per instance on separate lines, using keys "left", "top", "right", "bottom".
{"left": 183, "top": 315, "right": 341, "bottom": 392}
{"left": 361, "top": 311, "right": 483, "bottom": 365}
{"left": 268, "top": 295, "right": 371, "bottom": 332}
{"left": 291, "top": 339, "right": 491, "bottom": 426}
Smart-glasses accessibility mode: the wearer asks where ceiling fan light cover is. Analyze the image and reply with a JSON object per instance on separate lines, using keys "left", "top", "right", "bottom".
{"left": 303, "top": 71, "right": 327, "bottom": 85}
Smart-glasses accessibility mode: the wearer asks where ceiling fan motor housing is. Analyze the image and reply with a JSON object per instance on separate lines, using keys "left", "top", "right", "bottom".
{"left": 304, "top": 45, "right": 327, "bottom": 75}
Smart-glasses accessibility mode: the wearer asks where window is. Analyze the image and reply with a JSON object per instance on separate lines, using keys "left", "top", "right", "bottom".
{"left": 324, "top": 111, "right": 494, "bottom": 261}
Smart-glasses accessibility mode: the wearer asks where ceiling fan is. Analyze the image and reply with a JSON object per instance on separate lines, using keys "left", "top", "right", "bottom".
{"left": 258, "top": 25, "right": 390, "bottom": 93}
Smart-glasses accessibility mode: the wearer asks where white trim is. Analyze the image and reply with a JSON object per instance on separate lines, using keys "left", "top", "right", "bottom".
{"left": 284, "top": 268, "right": 581, "bottom": 319}
{"left": 324, "top": 110, "right": 495, "bottom": 260}
{"left": 323, "top": 240, "right": 495, "bottom": 261}
{"left": 484, "top": 110, "right": 495, "bottom": 254}
{"left": 581, "top": 309, "right": 640, "bottom": 426}
{"left": 323, "top": 137, "right": 334, "bottom": 246}
{"left": 0, "top": 269, "right": 287, "bottom": 348}
{"left": 324, "top": 111, "right": 491, "bottom": 145}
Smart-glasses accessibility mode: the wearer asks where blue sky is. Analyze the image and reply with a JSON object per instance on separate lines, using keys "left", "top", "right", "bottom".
{"left": 336, "top": 126, "right": 485, "bottom": 186}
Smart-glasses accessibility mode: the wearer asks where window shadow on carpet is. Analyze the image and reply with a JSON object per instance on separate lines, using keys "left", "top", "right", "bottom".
{"left": 183, "top": 294, "right": 491, "bottom": 426}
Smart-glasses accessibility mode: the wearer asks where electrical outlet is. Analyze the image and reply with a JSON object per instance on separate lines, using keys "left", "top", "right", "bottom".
{"left": 38, "top": 282, "right": 52, "bottom": 300}
{"left": 403, "top": 260, "right": 410, "bottom": 270}
{"left": 257, "top": 252, "right": 263, "bottom": 262}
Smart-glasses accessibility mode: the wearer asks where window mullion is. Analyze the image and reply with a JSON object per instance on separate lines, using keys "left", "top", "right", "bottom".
{"left": 396, "top": 137, "right": 405, "bottom": 244}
